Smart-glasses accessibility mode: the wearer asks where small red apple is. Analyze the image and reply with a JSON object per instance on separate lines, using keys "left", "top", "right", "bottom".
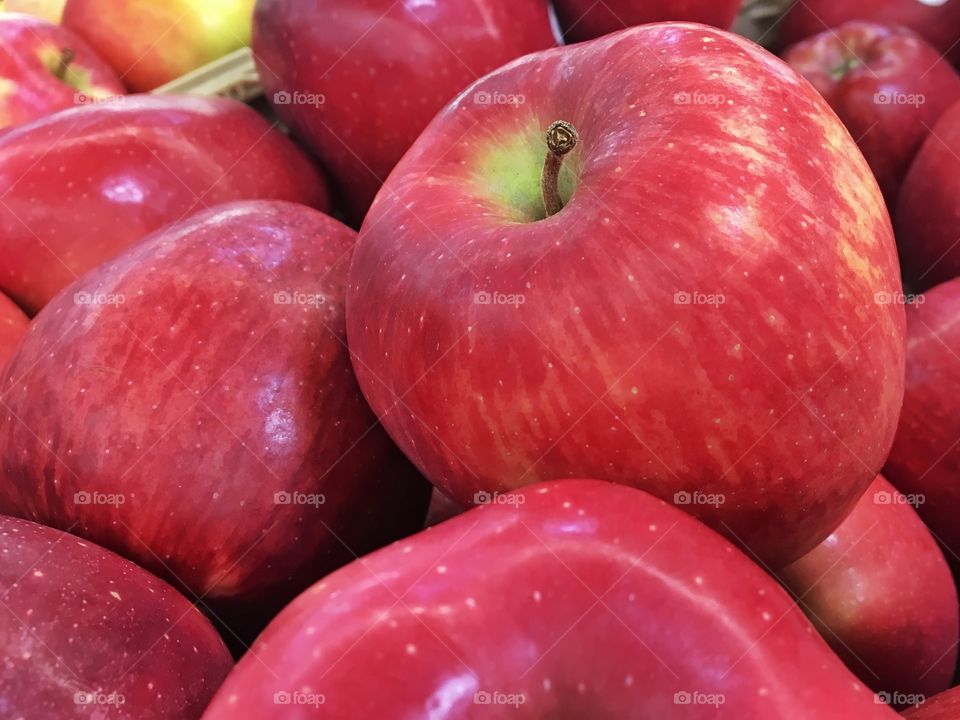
{"left": 0, "top": 290, "right": 27, "bottom": 371}
{"left": 0, "top": 201, "right": 430, "bottom": 616}
{"left": 896, "top": 100, "right": 960, "bottom": 289}
{"left": 778, "top": 476, "right": 958, "bottom": 706}
{"left": 346, "top": 24, "right": 906, "bottom": 568}
{"left": 0, "top": 514, "right": 232, "bottom": 718}
{"left": 885, "top": 277, "right": 960, "bottom": 565}
{"left": 552, "top": 0, "right": 740, "bottom": 44}
{"left": 778, "top": 0, "right": 960, "bottom": 66}
{"left": 201, "top": 480, "right": 898, "bottom": 719}
{"left": 0, "top": 13, "right": 123, "bottom": 130}
{"left": 0, "top": 95, "right": 330, "bottom": 314}
{"left": 783, "top": 22, "right": 960, "bottom": 206}
{"left": 906, "top": 687, "right": 960, "bottom": 718}
{"left": 252, "top": 0, "right": 556, "bottom": 224}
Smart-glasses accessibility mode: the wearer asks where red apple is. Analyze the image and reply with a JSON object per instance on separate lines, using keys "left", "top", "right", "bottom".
{"left": 252, "top": 0, "right": 556, "bottom": 224}
{"left": 896, "top": 100, "right": 960, "bottom": 289}
{"left": 0, "top": 290, "right": 27, "bottom": 371}
{"left": 553, "top": 0, "right": 740, "bottom": 44}
{"left": 885, "top": 277, "right": 960, "bottom": 564}
{"left": 0, "top": 514, "right": 232, "bottom": 718}
{"left": 62, "top": 0, "right": 256, "bottom": 91}
{"left": 202, "top": 480, "right": 898, "bottom": 719}
{"left": 0, "top": 95, "right": 330, "bottom": 314}
{"left": 0, "top": 201, "right": 430, "bottom": 617}
{"left": 346, "top": 24, "right": 905, "bottom": 568}
{"left": 0, "top": 13, "right": 123, "bottom": 130}
{"left": 906, "top": 687, "right": 960, "bottom": 718}
{"left": 778, "top": 476, "right": 957, "bottom": 706}
{"left": 783, "top": 22, "right": 960, "bottom": 206}
{"left": 778, "top": 0, "right": 960, "bottom": 66}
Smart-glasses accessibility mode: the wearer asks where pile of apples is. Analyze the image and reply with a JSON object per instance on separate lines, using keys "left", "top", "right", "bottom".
{"left": 2, "top": 0, "right": 960, "bottom": 717}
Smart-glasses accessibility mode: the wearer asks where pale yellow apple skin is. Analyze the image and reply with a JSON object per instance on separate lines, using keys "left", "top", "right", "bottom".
{"left": 61, "top": 0, "right": 255, "bottom": 91}
{"left": 2, "top": 0, "right": 67, "bottom": 23}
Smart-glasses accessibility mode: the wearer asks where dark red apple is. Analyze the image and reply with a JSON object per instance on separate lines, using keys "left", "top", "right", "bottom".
{"left": 0, "top": 291, "right": 28, "bottom": 371}
{"left": 778, "top": 0, "right": 960, "bottom": 66}
{"left": 778, "top": 476, "right": 957, "bottom": 706}
{"left": 553, "top": 0, "right": 740, "bottom": 44}
{"left": 252, "top": 0, "right": 555, "bottom": 224}
{"left": 906, "top": 687, "right": 960, "bottom": 718}
{"left": 783, "top": 22, "right": 960, "bottom": 206}
{"left": 0, "top": 13, "right": 124, "bottom": 130}
{"left": 0, "top": 514, "right": 232, "bottom": 718}
{"left": 885, "top": 277, "right": 960, "bottom": 564}
{"left": 202, "top": 480, "right": 898, "bottom": 719}
{"left": 0, "top": 201, "right": 430, "bottom": 617}
{"left": 346, "top": 24, "right": 905, "bottom": 568}
{"left": 896, "top": 100, "right": 960, "bottom": 289}
{"left": 0, "top": 95, "right": 330, "bottom": 314}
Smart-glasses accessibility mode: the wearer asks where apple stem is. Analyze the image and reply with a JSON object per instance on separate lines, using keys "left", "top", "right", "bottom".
{"left": 541, "top": 120, "right": 579, "bottom": 217}
{"left": 55, "top": 48, "right": 76, "bottom": 81}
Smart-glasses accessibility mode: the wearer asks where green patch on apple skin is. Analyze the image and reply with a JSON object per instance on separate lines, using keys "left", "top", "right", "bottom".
{"left": 38, "top": 45, "right": 99, "bottom": 94}
{"left": 470, "top": 125, "right": 579, "bottom": 223}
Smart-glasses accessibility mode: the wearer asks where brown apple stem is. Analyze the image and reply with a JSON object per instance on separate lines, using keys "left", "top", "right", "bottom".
{"left": 55, "top": 48, "right": 76, "bottom": 81}
{"left": 541, "top": 120, "right": 579, "bottom": 217}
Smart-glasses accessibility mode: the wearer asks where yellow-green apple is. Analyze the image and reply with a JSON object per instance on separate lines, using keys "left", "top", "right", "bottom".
{"left": 345, "top": 24, "right": 906, "bottom": 568}
{"left": 0, "top": 13, "right": 123, "bottom": 130}
{"left": 2, "top": 0, "right": 66, "bottom": 23}
{"left": 0, "top": 201, "right": 430, "bottom": 618}
{"left": 252, "top": 0, "right": 556, "bottom": 224}
{"left": 553, "top": 0, "right": 740, "bottom": 43}
{"left": 885, "top": 277, "right": 960, "bottom": 564}
{"left": 906, "top": 687, "right": 960, "bottom": 718}
{"left": 0, "top": 291, "right": 27, "bottom": 371}
{"left": 0, "top": 515, "right": 232, "bottom": 718}
{"left": 783, "top": 22, "right": 960, "bottom": 207}
{"left": 779, "top": 0, "right": 960, "bottom": 66}
{"left": 896, "top": 100, "right": 960, "bottom": 289}
{"left": 61, "top": 0, "right": 255, "bottom": 91}
{"left": 778, "top": 476, "right": 957, "bottom": 707}
{"left": 0, "top": 95, "right": 329, "bottom": 314}
{"left": 202, "top": 480, "right": 899, "bottom": 719}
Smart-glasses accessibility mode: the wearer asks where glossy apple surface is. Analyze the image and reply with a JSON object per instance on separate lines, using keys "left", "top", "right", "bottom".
{"left": 885, "top": 278, "right": 960, "bottom": 564}
{"left": 0, "top": 13, "right": 124, "bottom": 130}
{"left": 906, "top": 687, "right": 960, "bottom": 718}
{"left": 346, "top": 24, "right": 906, "bottom": 568}
{"left": 553, "top": 0, "right": 740, "bottom": 43}
{"left": 0, "top": 514, "right": 232, "bottom": 718}
{"left": 202, "top": 480, "right": 898, "bottom": 719}
{"left": 783, "top": 22, "right": 960, "bottom": 206}
{"left": 896, "top": 101, "right": 960, "bottom": 289}
{"left": 778, "top": 0, "right": 960, "bottom": 66}
{"left": 0, "top": 95, "right": 329, "bottom": 314}
{"left": 778, "top": 476, "right": 958, "bottom": 704}
{"left": 0, "top": 201, "right": 430, "bottom": 614}
{"left": 252, "top": 0, "right": 555, "bottom": 224}
{"left": 62, "top": 0, "right": 255, "bottom": 91}
{"left": 2, "top": 0, "right": 66, "bottom": 23}
{"left": 0, "top": 291, "right": 27, "bottom": 370}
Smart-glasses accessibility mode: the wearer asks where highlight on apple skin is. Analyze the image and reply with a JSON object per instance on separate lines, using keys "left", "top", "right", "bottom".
{"left": 346, "top": 23, "right": 906, "bottom": 569}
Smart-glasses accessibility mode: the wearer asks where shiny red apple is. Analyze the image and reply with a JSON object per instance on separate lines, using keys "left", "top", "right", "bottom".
{"left": 0, "top": 201, "right": 430, "bottom": 617}
{"left": 0, "top": 95, "right": 330, "bottom": 314}
{"left": 778, "top": 476, "right": 957, "bottom": 706}
{"left": 906, "top": 687, "right": 960, "bottom": 718}
{"left": 0, "top": 13, "right": 123, "bottom": 130}
{"left": 896, "top": 100, "right": 960, "bottom": 289}
{"left": 885, "top": 277, "right": 960, "bottom": 564}
{"left": 778, "top": 0, "right": 960, "bottom": 66}
{"left": 553, "top": 0, "right": 740, "bottom": 43}
{"left": 783, "top": 22, "right": 960, "bottom": 206}
{"left": 0, "top": 291, "right": 27, "bottom": 370}
{"left": 252, "top": 0, "right": 555, "bottom": 224}
{"left": 346, "top": 24, "right": 905, "bottom": 568}
{"left": 202, "top": 480, "right": 898, "bottom": 719}
{"left": 0, "top": 514, "right": 232, "bottom": 718}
